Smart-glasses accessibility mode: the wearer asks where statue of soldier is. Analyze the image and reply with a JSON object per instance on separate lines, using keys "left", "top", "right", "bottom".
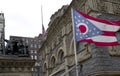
{"left": 24, "top": 43, "right": 30, "bottom": 56}
{"left": 12, "top": 39, "right": 19, "bottom": 55}
{"left": 17, "top": 39, "right": 25, "bottom": 55}
{"left": 17, "top": 40, "right": 29, "bottom": 57}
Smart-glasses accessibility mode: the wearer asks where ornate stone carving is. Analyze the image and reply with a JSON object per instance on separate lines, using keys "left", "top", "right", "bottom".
{"left": 107, "top": 0, "right": 120, "bottom": 3}
{"left": 81, "top": 6, "right": 85, "bottom": 12}
{"left": 109, "top": 46, "right": 120, "bottom": 56}
{"left": 97, "top": 0, "right": 107, "bottom": 12}
{"left": 0, "top": 56, "right": 35, "bottom": 76}
{"left": 113, "top": 4, "right": 120, "bottom": 15}
{"left": 85, "top": 2, "right": 91, "bottom": 13}
{"left": 77, "top": 49, "right": 91, "bottom": 62}
{"left": 67, "top": 55, "right": 75, "bottom": 67}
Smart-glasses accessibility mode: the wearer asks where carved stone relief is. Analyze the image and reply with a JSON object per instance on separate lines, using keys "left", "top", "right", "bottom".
{"left": 77, "top": 44, "right": 91, "bottom": 63}
{"left": 113, "top": 4, "right": 120, "bottom": 15}
{"left": 85, "top": 2, "right": 91, "bottom": 13}
{"left": 97, "top": 0, "right": 107, "bottom": 13}
{"left": 67, "top": 55, "right": 75, "bottom": 67}
{"left": 107, "top": 0, "right": 120, "bottom": 3}
{"left": 109, "top": 46, "right": 120, "bottom": 56}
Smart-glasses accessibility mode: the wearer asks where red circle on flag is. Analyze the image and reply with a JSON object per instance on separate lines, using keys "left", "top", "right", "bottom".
{"left": 77, "top": 23, "right": 88, "bottom": 34}
{"left": 79, "top": 25, "right": 86, "bottom": 33}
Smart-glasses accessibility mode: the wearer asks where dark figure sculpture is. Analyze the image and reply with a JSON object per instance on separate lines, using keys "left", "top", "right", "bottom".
{"left": 17, "top": 40, "right": 24, "bottom": 55}
{"left": 0, "top": 46, "right": 3, "bottom": 54}
{"left": 4, "top": 39, "right": 30, "bottom": 57}
{"left": 12, "top": 39, "right": 19, "bottom": 55}
{"left": 24, "top": 43, "right": 30, "bottom": 56}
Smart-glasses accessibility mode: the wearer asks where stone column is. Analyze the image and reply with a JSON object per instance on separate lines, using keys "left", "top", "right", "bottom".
{"left": 63, "top": 34, "right": 69, "bottom": 76}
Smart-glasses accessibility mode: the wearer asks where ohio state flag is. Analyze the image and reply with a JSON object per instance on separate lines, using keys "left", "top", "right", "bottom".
{"left": 71, "top": 8, "right": 120, "bottom": 46}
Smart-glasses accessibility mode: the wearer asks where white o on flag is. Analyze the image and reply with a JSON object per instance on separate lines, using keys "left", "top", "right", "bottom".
{"left": 77, "top": 23, "right": 88, "bottom": 34}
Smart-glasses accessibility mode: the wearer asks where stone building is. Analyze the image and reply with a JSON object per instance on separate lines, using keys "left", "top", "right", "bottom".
{"left": 38, "top": 0, "right": 120, "bottom": 76}
{"left": 0, "top": 13, "right": 5, "bottom": 54}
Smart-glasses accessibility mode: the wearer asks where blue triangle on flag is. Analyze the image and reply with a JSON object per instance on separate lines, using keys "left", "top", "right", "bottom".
{"left": 73, "top": 9, "right": 103, "bottom": 41}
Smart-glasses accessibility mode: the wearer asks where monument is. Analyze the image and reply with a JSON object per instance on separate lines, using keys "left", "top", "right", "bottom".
{"left": 0, "top": 39, "right": 35, "bottom": 76}
{"left": 0, "top": 13, "right": 35, "bottom": 76}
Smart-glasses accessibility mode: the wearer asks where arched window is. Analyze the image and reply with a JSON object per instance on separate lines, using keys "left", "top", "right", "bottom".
{"left": 43, "top": 63, "right": 47, "bottom": 72}
{"left": 51, "top": 56, "right": 56, "bottom": 67}
{"left": 60, "top": 51, "right": 64, "bottom": 62}
{"left": 58, "top": 50, "right": 64, "bottom": 63}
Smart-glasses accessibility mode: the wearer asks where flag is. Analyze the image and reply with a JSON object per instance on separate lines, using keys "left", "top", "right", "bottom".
{"left": 72, "top": 9, "right": 120, "bottom": 46}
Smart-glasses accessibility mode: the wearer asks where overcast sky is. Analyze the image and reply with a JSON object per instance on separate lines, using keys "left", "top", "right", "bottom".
{"left": 0, "top": 0, "right": 72, "bottom": 39}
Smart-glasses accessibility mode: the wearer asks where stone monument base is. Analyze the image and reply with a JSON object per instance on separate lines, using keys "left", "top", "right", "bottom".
{"left": 0, "top": 55, "right": 35, "bottom": 76}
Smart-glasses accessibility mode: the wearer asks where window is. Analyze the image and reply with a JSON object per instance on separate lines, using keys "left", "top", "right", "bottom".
{"left": 35, "top": 56, "right": 37, "bottom": 60}
{"left": 34, "top": 50, "right": 37, "bottom": 54}
{"left": 31, "top": 55, "right": 33, "bottom": 59}
{"left": 39, "top": 56, "right": 42, "bottom": 60}
{"left": 60, "top": 51, "right": 64, "bottom": 62}
{"left": 34, "top": 44, "right": 37, "bottom": 48}
{"left": 58, "top": 50, "right": 64, "bottom": 63}
{"left": 31, "top": 39, "right": 33, "bottom": 42}
{"left": 44, "top": 63, "right": 47, "bottom": 72}
{"left": 26, "top": 39, "right": 28, "bottom": 44}
{"left": 31, "top": 44, "right": 33, "bottom": 48}
{"left": 31, "top": 50, "right": 33, "bottom": 54}
{"left": 34, "top": 40, "right": 36, "bottom": 42}
{"left": 39, "top": 40, "right": 41, "bottom": 43}
{"left": 22, "top": 38, "right": 25, "bottom": 41}
{"left": 38, "top": 45, "right": 41, "bottom": 48}
{"left": 51, "top": 56, "right": 56, "bottom": 67}
{"left": 31, "top": 68, "right": 34, "bottom": 71}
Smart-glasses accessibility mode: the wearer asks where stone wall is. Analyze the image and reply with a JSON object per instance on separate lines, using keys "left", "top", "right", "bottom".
{"left": 38, "top": 0, "right": 120, "bottom": 76}
{"left": 0, "top": 55, "right": 35, "bottom": 76}
{"left": 0, "top": 73, "right": 31, "bottom": 76}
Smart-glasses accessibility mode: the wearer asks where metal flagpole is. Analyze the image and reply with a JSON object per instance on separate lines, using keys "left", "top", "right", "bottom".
{"left": 41, "top": 5, "right": 46, "bottom": 40}
{"left": 41, "top": 5, "right": 44, "bottom": 26}
{"left": 71, "top": 8, "right": 79, "bottom": 76}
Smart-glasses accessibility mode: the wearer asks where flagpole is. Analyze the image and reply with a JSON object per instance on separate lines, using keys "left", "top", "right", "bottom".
{"left": 71, "top": 8, "right": 79, "bottom": 76}
{"left": 41, "top": 5, "right": 43, "bottom": 26}
{"left": 41, "top": 5, "right": 46, "bottom": 40}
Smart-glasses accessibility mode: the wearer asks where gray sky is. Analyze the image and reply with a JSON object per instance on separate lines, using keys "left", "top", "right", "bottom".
{"left": 0, "top": 0, "right": 72, "bottom": 39}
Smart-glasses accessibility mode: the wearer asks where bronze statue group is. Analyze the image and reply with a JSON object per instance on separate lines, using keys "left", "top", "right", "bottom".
{"left": 4, "top": 39, "right": 30, "bottom": 57}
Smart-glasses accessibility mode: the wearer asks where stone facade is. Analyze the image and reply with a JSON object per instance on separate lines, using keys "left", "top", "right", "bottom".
{"left": 0, "top": 55, "right": 35, "bottom": 76}
{"left": 0, "top": 13, "right": 5, "bottom": 54}
{"left": 38, "top": 0, "right": 120, "bottom": 76}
